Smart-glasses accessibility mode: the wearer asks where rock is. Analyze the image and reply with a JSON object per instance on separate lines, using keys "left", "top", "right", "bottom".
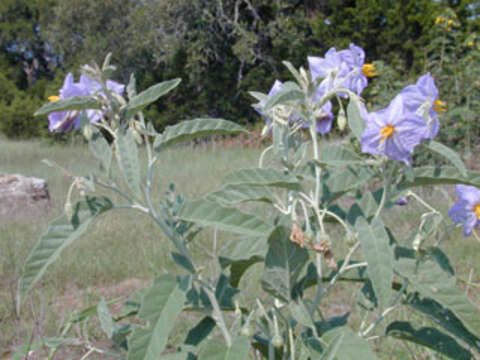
{"left": 0, "top": 174, "right": 50, "bottom": 217}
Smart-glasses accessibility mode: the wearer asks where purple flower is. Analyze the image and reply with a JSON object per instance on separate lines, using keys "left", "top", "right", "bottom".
{"left": 47, "top": 73, "right": 124, "bottom": 132}
{"left": 448, "top": 185, "right": 480, "bottom": 236}
{"left": 395, "top": 197, "right": 408, "bottom": 206}
{"left": 360, "top": 96, "right": 428, "bottom": 163}
{"left": 308, "top": 43, "right": 375, "bottom": 96}
{"left": 48, "top": 73, "right": 90, "bottom": 132}
{"left": 398, "top": 73, "right": 445, "bottom": 139}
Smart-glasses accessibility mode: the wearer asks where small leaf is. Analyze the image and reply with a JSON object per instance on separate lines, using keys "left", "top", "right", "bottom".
{"left": 18, "top": 197, "right": 113, "bottom": 305}
{"left": 222, "top": 168, "right": 299, "bottom": 189}
{"left": 34, "top": 96, "right": 100, "bottom": 116}
{"left": 171, "top": 252, "right": 196, "bottom": 274}
{"left": 154, "top": 118, "right": 247, "bottom": 152}
{"left": 386, "top": 321, "right": 473, "bottom": 360}
{"left": 261, "top": 226, "right": 309, "bottom": 302}
{"left": 115, "top": 129, "right": 142, "bottom": 198}
{"left": 282, "top": 61, "right": 304, "bottom": 85}
{"left": 178, "top": 200, "right": 274, "bottom": 237}
{"left": 355, "top": 218, "right": 393, "bottom": 309}
{"left": 127, "top": 275, "right": 187, "bottom": 360}
{"left": 424, "top": 140, "right": 467, "bottom": 177}
{"left": 263, "top": 86, "right": 304, "bottom": 112}
{"left": 126, "top": 79, "right": 181, "bottom": 116}
{"left": 97, "top": 298, "right": 116, "bottom": 339}
{"left": 346, "top": 99, "right": 366, "bottom": 141}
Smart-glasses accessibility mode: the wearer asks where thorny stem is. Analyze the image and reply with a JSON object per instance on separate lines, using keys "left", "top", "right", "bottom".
{"left": 323, "top": 242, "right": 361, "bottom": 294}
{"left": 407, "top": 190, "right": 440, "bottom": 214}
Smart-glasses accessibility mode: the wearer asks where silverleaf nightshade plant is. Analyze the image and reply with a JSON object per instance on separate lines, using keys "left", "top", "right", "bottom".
{"left": 18, "top": 48, "right": 480, "bottom": 359}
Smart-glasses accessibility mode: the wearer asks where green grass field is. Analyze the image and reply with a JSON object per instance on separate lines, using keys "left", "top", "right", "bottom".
{"left": 1, "top": 138, "right": 479, "bottom": 359}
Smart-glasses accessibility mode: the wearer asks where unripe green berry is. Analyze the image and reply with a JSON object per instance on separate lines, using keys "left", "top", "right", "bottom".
{"left": 272, "top": 334, "right": 284, "bottom": 348}
{"left": 240, "top": 326, "right": 254, "bottom": 338}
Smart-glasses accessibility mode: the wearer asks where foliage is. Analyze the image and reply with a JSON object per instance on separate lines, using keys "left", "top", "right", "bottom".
{"left": 17, "top": 50, "right": 480, "bottom": 359}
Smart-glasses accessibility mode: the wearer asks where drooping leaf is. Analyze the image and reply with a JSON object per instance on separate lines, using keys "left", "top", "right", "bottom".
{"left": 154, "top": 118, "right": 247, "bottom": 152}
{"left": 406, "top": 294, "right": 480, "bottom": 352}
{"left": 205, "top": 184, "right": 274, "bottom": 206}
{"left": 219, "top": 235, "right": 268, "bottom": 287}
{"left": 394, "top": 247, "right": 480, "bottom": 340}
{"left": 424, "top": 140, "right": 467, "bottom": 177}
{"left": 222, "top": 168, "right": 300, "bottom": 189}
{"left": 88, "top": 127, "right": 112, "bottom": 171}
{"left": 115, "top": 129, "right": 142, "bottom": 198}
{"left": 178, "top": 200, "right": 274, "bottom": 237}
{"left": 127, "top": 275, "right": 187, "bottom": 360}
{"left": 386, "top": 321, "right": 473, "bottom": 360}
{"left": 199, "top": 337, "right": 250, "bottom": 360}
{"left": 315, "top": 144, "right": 363, "bottom": 167}
{"left": 397, "top": 167, "right": 480, "bottom": 189}
{"left": 18, "top": 197, "right": 113, "bottom": 305}
{"left": 97, "top": 298, "right": 116, "bottom": 339}
{"left": 355, "top": 218, "right": 393, "bottom": 309}
{"left": 322, "top": 327, "right": 377, "bottom": 360}
{"left": 34, "top": 96, "right": 100, "bottom": 116}
{"left": 346, "top": 99, "right": 366, "bottom": 141}
{"left": 261, "top": 226, "right": 309, "bottom": 302}
{"left": 126, "top": 79, "right": 181, "bottom": 116}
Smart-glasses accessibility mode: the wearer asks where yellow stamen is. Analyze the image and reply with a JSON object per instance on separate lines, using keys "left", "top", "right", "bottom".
{"left": 467, "top": 41, "right": 474, "bottom": 47}
{"left": 474, "top": 204, "right": 480, "bottom": 220}
{"left": 48, "top": 95, "right": 60, "bottom": 102}
{"left": 380, "top": 124, "right": 395, "bottom": 143}
{"left": 433, "top": 99, "right": 447, "bottom": 112}
{"left": 435, "top": 16, "right": 444, "bottom": 25}
{"left": 447, "top": 19, "right": 454, "bottom": 26}
{"left": 362, "top": 63, "right": 376, "bottom": 77}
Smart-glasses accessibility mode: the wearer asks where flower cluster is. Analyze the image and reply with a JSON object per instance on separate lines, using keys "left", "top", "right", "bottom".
{"left": 48, "top": 73, "right": 124, "bottom": 132}
{"left": 360, "top": 73, "right": 445, "bottom": 163}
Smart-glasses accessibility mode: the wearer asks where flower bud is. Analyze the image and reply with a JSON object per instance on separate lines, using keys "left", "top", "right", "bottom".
{"left": 272, "top": 334, "right": 284, "bottom": 348}
{"left": 82, "top": 124, "right": 94, "bottom": 141}
{"left": 240, "top": 326, "right": 254, "bottom": 338}
{"left": 337, "top": 108, "right": 347, "bottom": 131}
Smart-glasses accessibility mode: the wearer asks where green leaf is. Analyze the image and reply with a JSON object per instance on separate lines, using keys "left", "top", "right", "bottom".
{"left": 386, "top": 321, "right": 473, "bottom": 360}
{"left": 219, "top": 235, "right": 268, "bottom": 287}
{"left": 222, "top": 168, "right": 299, "bottom": 189}
{"left": 184, "top": 316, "right": 216, "bottom": 346}
{"left": 154, "top": 118, "right": 246, "bottom": 152}
{"left": 178, "top": 200, "right": 274, "bottom": 237}
{"left": 397, "top": 167, "right": 480, "bottom": 189}
{"left": 171, "top": 252, "right": 196, "bottom": 274}
{"left": 394, "top": 247, "right": 480, "bottom": 339}
{"left": 18, "top": 197, "right": 113, "bottom": 305}
{"left": 322, "top": 166, "right": 374, "bottom": 204}
{"left": 322, "top": 327, "right": 377, "bottom": 360}
{"left": 89, "top": 128, "right": 112, "bottom": 171}
{"left": 424, "top": 140, "right": 467, "bottom": 177}
{"left": 263, "top": 86, "right": 304, "bottom": 112}
{"left": 282, "top": 61, "right": 304, "bottom": 85}
{"left": 199, "top": 337, "right": 250, "bottom": 360}
{"left": 115, "top": 129, "right": 142, "bottom": 198}
{"left": 127, "top": 275, "right": 187, "bottom": 360}
{"left": 355, "top": 218, "right": 393, "bottom": 309}
{"left": 320, "top": 331, "right": 344, "bottom": 360}
{"left": 206, "top": 184, "right": 274, "bottom": 206}
{"left": 159, "top": 352, "right": 194, "bottom": 360}
{"left": 406, "top": 294, "right": 480, "bottom": 352}
{"left": 97, "top": 298, "right": 116, "bottom": 339}
{"left": 346, "top": 99, "right": 365, "bottom": 141}
{"left": 126, "top": 79, "right": 181, "bottom": 116}
{"left": 34, "top": 96, "right": 100, "bottom": 116}
{"left": 315, "top": 144, "right": 363, "bottom": 167}
{"left": 261, "top": 226, "right": 309, "bottom": 302}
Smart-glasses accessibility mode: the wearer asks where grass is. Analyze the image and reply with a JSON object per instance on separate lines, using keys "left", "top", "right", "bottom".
{"left": 0, "top": 138, "right": 479, "bottom": 359}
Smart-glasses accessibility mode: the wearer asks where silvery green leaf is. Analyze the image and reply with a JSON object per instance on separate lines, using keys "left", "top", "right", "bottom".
{"left": 205, "top": 184, "right": 274, "bottom": 206}
{"left": 222, "top": 168, "right": 299, "bottom": 189}
{"left": 127, "top": 275, "right": 187, "bottom": 360}
{"left": 261, "top": 226, "right": 309, "bottom": 302}
{"left": 154, "top": 118, "right": 246, "bottom": 152}
{"left": 315, "top": 144, "right": 363, "bottom": 167}
{"left": 115, "top": 129, "right": 142, "bottom": 198}
{"left": 397, "top": 167, "right": 480, "bottom": 189}
{"left": 127, "top": 73, "right": 137, "bottom": 100}
{"left": 423, "top": 140, "right": 467, "bottom": 177}
{"left": 184, "top": 316, "right": 216, "bottom": 346}
{"left": 386, "top": 321, "right": 474, "bottom": 359}
{"left": 355, "top": 218, "right": 394, "bottom": 309}
{"left": 34, "top": 96, "right": 100, "bottom": 116}
{"left": 321, "top": 327, "right": 377, "bottom": 360}
{"left": 18, "top": 197, "right": 113, "bottom": 305}
{"left": 263, "top": 87, "right": 304, "bottom": 112}
{"left": 282, "top": 61, "right": 304, "bottom": 85}
{"left": 178, "top": 199, "right": 274, "bottom": 237}
{"left": 126, "top": 78, "right": 181, "bottom": 116}
{"left": 97, "top": 298, "right": 116, "bottom": 339}
{"left": 248, "top": 91, "right": 268, "bottom": 103}
{"left": 347, "top": 99, "right": 365, "bottom": 141}
{"left": 89, "top": 127, "right": 112, "bottom": 171}
{"left": 199, "top": 337, "right": 250, "bottom": 360}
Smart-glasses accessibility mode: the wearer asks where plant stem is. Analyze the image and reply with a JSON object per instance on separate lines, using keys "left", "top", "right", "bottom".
{"left": 204, "top": 286, "right": 232, "bottom": 347}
